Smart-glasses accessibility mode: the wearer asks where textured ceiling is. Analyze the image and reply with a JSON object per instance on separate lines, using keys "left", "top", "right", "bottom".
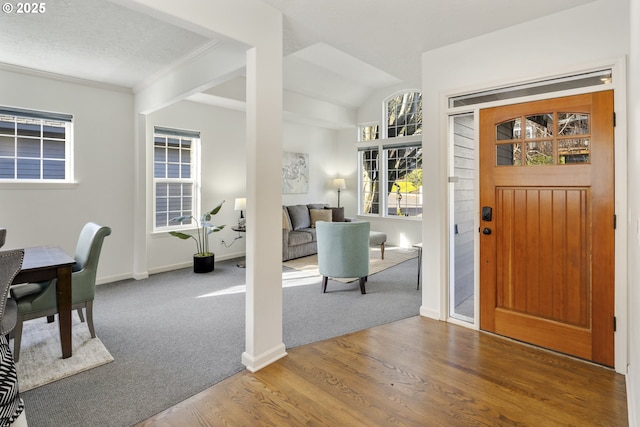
{"left": 0, "top": 0, "right": 211, "bottom": 88}
{"left": 0, "top": 0, "right": 598, "bottom": 109}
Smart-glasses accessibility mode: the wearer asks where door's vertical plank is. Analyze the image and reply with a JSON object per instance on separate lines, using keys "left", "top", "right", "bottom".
{"left": 565, "top": 189, "right": 587, "bottom": 326}
{"left": 538, "top": 189, "right": 554, "bottom": 319}
{"left": 513, "top": 189, "right": 528, "bottom": 313}
{"left": 551, "top": 190, "right": 567, "bottom": 321}
{"left": 525, "top": 189, "right": 541, "bottom": 316}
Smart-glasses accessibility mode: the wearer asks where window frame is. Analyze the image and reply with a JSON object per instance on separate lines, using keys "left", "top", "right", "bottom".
{"left": 0, "top": 106, "right": 74, "bottom": 185}
{"left": 358, "top": 136, "right": 422, "bottom": 219}
{"left": 152, "top": 127, "right": 201, "bottom": 233}
{"left": 357, "top": 90, "right": 423, "bottom": 219}
{"left": 383, "top": 89, "right": 423, "bottom": 139}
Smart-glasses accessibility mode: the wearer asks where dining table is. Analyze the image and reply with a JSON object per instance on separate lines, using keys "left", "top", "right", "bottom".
{"left": 11, "top": 246, "right": 76, "bottom": 359}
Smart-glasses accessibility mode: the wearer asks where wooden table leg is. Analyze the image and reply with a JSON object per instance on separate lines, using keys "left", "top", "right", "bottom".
{"left": 56, "top": 265, "right": 73, "bottom": 358}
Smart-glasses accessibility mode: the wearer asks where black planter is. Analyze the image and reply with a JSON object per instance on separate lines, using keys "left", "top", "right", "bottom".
{"left": 193, "top": 254, "right": 215, "bottom": 273}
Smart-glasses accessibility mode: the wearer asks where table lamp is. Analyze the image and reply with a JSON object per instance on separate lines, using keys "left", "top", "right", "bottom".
{"left": 234, "top": 197, "right": 246, "bottom": 229}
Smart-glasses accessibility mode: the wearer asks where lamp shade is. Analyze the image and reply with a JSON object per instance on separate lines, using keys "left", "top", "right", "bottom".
{"left": 234, "top": 197, "right": 246, "bottom": 211}
{"left": 332, "top": 178, "right": 346, "bottom": 190}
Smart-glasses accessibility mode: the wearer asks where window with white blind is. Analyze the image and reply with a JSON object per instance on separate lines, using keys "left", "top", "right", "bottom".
{"left": 0, "top": 107, "right": 73, "bottom": 182}
{"left": 153, "top": 127, "right": 200, "bottom": 230}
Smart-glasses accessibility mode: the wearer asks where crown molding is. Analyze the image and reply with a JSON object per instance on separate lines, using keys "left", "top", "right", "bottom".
{"left": 0, "top": 62, "right": 133, "bottom": 94}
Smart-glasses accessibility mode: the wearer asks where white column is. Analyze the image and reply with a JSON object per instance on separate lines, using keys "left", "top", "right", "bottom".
{"left": 241, "top": 41, "right": 287, "bottom": 371}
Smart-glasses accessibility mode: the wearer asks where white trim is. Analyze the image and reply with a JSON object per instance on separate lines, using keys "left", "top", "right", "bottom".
{"left": 628, "top": 367, "right": 638, "bottom": 427}
{"left": 242, "top": 343, "right": 287, "bottom": 373}
{"left": 0, "top": 62, "right": 132, "bottom": 94}
{"left": 440, "top": 57, "right": 628, "bottom": 374}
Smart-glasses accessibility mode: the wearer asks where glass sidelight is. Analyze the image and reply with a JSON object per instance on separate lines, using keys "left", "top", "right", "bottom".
{"left": 449, "top": 113, "right": 475, "bottom": 323}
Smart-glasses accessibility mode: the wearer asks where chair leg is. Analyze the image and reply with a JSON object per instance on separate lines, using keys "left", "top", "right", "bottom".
{"left": 13, "top": 317, "right": 23, "bottom": 363}
{"left": 77, "top": 307, "right": 85, "bottom": 323}
{"left": 322, "top": 276, "right": 328, "bottom": 293}
{"left": 380, "top": 243, "right": 385, "bottom": 260}
{"left": 86, "top": 301, "right": 96, "bottom": 338}
{"left": 359, "top": 277, "right": 367, "bottom": 294}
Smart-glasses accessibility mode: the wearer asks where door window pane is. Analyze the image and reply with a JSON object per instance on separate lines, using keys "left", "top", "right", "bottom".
{"left": 559, "top": 138, "right": 590, "bottom": 164}
{"left": 526, "top": 141, "right": 554, "bottom": 165}
{"left": 496, "top": 143, "right": 522, "bottom": 166}
{"left": 558, "top": 113, "right": 589, "bottom": 135}
{"left": 497, "top": 118, "right": 521, "bottom": 140}
{"left": 525, "top": 114, "right": 553, "bottom": 138}
{"left": 450, "top": 113, "right": 475, "bottom": 322}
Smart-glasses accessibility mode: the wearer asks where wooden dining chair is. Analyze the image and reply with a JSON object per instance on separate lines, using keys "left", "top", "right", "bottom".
{"left": 10, "top": 223, "right": 111, "bottom": 362}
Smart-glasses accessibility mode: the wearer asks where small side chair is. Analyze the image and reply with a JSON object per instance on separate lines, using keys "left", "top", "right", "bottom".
{"left": 316, "top": 220, "right": 370, "bottom": 294}
{"left": 0, "top": 249, "right": 24, "bottom": 339}
{"left": 11, "top": 222, "right": 111, "bottom": 361}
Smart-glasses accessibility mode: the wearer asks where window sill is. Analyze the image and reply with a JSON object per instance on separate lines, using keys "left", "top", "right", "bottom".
{"left": 356, "top": 214, "right": 422, "bottom": 222}
{"left": 0, "top": 181, "right": 79, "bottom": 190}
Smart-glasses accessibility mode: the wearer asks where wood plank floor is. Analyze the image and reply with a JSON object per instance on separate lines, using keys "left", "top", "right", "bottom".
{"left": 137, "top": 316, "right": 628, "bottom": 426}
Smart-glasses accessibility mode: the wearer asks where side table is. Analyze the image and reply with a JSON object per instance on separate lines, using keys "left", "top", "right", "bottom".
{"left": 231, "top": 226, "right": 246, "bottom": 267}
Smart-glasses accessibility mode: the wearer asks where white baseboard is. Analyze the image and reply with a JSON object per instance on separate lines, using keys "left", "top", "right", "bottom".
{"left": 628, "top": 367, "right": 638, "bottom": 427}
{"left": 420, "top": 306, "right": 440, "bottom": 320}
{"left": 96, "top": 272, "right": 139, "bottom": 285}
{"left": 242, "top": 343, "right": 288, "bottom": 372}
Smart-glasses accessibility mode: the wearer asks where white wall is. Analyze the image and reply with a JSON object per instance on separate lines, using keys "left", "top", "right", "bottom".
{"left": 420, "top": 0, "right": 629, "bottom": 368}
{"left": 281, "top": 122, "right": 340, "bottom": 207}
{"left": 0, "top": 69, "right": 135, "bottom": 283}
{"left": 145, "top": 100, "right": 247, "bottom": 273}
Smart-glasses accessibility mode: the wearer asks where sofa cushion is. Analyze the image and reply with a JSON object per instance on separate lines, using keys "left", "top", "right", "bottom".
{"left": 288, "top": 230, "right": 313, "bottom": 246}
{"left": 282, "top": 206, "right": 293, "bottom": 231}
{"left": 325, "top": 206, "right": 345, "bottom": 222}
{"left": 310, "top": 209, "right": 332, "bottom": 227}
{"left": 287, "top": 205, "right": 311, "bottom": 230}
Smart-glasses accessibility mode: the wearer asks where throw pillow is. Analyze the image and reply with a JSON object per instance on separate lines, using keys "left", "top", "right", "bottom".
{"left": 287, "top": 205, "right": 311, "bottom": 230}
{"left": 325, "top": 206, "right": 345, "bottom": 222}
{"left": 282, "top": 206, "right": 292, "bottom": 231}
{"left": 310, "top": 209, "right": 332, "bottom": 227}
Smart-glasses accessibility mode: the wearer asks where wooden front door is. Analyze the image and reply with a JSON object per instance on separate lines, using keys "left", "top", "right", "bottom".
{"left": 479, "top": 91, "right": 615, "bottom": 367}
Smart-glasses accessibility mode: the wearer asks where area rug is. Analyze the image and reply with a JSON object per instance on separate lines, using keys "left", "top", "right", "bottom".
{"left": 283, "top": 246, "right": 418, "bottom": 282}
{"left": 13, "top": 314, "right": 114, "bottom": 392}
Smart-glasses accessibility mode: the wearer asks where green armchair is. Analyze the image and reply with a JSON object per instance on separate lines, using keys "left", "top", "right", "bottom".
{"left": 316, "top": 221, "right": 370, "bottom": 294}
{"left": 11, "top": 222, "right": 111, "bottom": 361}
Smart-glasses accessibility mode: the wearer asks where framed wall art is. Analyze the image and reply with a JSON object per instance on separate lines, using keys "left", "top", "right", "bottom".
{"left": 282, "top": 151, "right": 309, "bottom": 194}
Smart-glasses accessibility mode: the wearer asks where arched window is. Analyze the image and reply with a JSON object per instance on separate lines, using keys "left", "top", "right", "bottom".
{"left": 385, "top": 91, "right": 422, "bottom": 138}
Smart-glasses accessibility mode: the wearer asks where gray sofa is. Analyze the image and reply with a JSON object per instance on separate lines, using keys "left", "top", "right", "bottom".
{"left": 282, "top": 204, "right": 345, "bottom": 261}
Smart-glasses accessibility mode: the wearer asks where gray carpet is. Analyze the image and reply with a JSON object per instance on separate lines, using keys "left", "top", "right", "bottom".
{"left": 21, "top": 254, "right": 421, "bottom": 426}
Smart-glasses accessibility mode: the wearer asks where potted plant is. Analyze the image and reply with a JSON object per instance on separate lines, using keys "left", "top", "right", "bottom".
{"left": 169, "top": 201, "right": 226, "bottom": 273}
